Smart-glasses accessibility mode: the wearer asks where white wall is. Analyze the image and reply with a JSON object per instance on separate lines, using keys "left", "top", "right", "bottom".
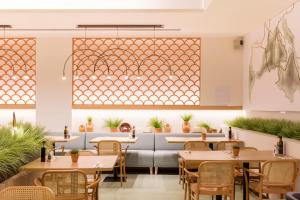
{"left": 243, "top": 3, "right": 300, "bottom": 121}
{"left": 35, "top": 38, "right": 72, "bottom": 131}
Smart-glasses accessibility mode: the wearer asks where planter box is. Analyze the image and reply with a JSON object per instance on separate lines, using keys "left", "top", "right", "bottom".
{"left": 0, "top": 171, "right": 41, "bottom": 191}
{"left": 233, "top": 127, "right": 300, "bottom": 191}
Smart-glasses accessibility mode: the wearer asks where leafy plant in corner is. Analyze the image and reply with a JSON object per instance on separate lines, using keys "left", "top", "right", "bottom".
{"left": 0, "top": 122, "right": 45, "bottom": 183}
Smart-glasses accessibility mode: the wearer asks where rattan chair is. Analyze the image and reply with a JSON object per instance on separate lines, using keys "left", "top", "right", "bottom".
{"left": 216, "top": 141, "right": 244, "bottom": 150}
{"left": 187, "top": 161, "right": 235, "bottom": 200}
{"left": 179, "top": 141, "right": 210, "bottom": 186}
{"left": 0, "top": 186, "right": 55, "bottom": 200}
{"left": 34, "top": 170, "right": 100, "bottom": 200}
{"left": 245, "top": 160, "right": 298, "bottom": 200}
{"left": 97, "top": 140, "right": 127, "bottom": 186}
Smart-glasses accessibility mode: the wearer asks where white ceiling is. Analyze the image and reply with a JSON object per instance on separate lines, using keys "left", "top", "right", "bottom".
{"left": 0, "top": 0, "right": 298, "bottom": 37}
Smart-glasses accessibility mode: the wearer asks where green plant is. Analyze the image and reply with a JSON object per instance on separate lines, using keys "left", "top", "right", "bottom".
{"left": 181, "top": 114, "right": 192, "bottom": 122}
{"left": 226, "top": 117, "right": 300, "bottom": 140}
{"left": 0, "top": 122, "right": 45, "bottom": 183}
{"left": 87, "top": 116, "right": 93, "bottom": 123}
{"left": 70, "top": 149, "right": 79, "bottom": 154}
{"left": 149, "top": 117, "right": 164, "bottom": 129}
{"left": 198, "top": 122, "right": 211, "bottom": 130}
{"left": 104, "top": 118, "right": 123, "bottom": 128}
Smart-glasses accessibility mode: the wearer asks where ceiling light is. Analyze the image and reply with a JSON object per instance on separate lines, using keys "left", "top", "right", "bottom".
{"left": 91, "top": 74, "right": 97, "bottom": 80}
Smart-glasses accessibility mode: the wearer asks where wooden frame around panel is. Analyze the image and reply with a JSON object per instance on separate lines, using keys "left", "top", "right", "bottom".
{"left": 72, "top": 104, "right": 242, "bottom": 110}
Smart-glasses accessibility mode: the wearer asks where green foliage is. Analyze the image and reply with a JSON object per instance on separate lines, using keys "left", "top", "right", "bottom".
{"left": 181, "top": 114, "right": 193, "bottom": 122}
{"left": 149, "top": 117, "right": 164, "bottom": 129}
{"left": 226, "top": 117, "right": 300, "bottom": 140}
{"left": 70, "top": 149, "right": 79, "bottom": 154}
{"left": 104, "top": 118, "right": 122, "bottom": 128}
{"left": 0, "top": 122, "right": 45, "bottom": 183}
{"left": 87, "top": 116, "right": 93, "bottom": 123}
{"left": 198, "top": 122, "right": 211, "bottom": 130}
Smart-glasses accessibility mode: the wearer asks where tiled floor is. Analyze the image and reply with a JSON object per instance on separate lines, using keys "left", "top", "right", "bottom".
{"left": 99, "top": 174, "right": 255, "bottom": 200}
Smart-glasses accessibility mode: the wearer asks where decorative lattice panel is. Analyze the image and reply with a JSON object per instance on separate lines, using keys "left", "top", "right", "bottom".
{"left": 0, "top": 38, "right": 36, "bottom": 107}
{"left": 72, "top": 38, "right": 201, "bottom": 107}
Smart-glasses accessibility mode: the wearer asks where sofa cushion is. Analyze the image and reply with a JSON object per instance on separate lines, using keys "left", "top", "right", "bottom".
{"left": 154, "top": 150, "right": 179, "bottom": 168}
{"left": 128, "top": 133, "right": 154, "bottom": 150}
{"left": 126, "top": 150, "right": 154, "bottom": 168}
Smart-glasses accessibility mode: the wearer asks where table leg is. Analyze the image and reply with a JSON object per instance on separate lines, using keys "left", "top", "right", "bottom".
{"left": 216, "top": 195, "right": 222, "bottom": 200}
{"left": 52, "top": 142, "right": 56, "bottom": 156}
{"left": 243, "top": 162, "right": 250, "bottom": 200}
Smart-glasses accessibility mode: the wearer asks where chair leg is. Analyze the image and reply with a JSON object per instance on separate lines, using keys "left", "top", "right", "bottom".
{"left": 149, "top": 167, "right": 153, "bottom": 175}
{"left": 120, "top": 163, "right": 123, "bottom": 187}
{"left": 155, "top": 167, "right": 158, "bottom": 175}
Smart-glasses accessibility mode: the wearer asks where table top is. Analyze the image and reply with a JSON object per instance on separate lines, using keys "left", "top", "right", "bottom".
{"left": 21, "top": 156, "right": 117, "bottom": 172}
{"left": 45, "top": 136, "right": 80, "bottom": 142}
{"left": 166, "top": 136, "right": 240, "bottom": 143}
{"left": 179, "top": 150, "right": 296, "bottom": 162}
{"left": 89, "top": 136, "right": 138, "bottom": 143}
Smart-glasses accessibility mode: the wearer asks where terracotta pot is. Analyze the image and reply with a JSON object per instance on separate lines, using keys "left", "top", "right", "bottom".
{"left": 232, "top": 148, "right": 240, "bottom": 157}
{"left": 86, "top": 123, "right": 94, "bottom": 132}
{"left": 154, "top": 128, "right": 162, "bottom": 133}
{"left": 110, "top": 128, "right": 119, "bottom": 133}
{"left": 71, "top": 153, "right": 79, "bottom": 163}
{"left": 182, "top": 121, "right": 190, "bottom": 133}
{"left": 79, "top": 125, "right": 85, "bottom": 132}
{"left": 201, "top": 133, "right": 207, "bottom": 140}
{"left": 163, "top": 127, "right": 171, "bottom": 133}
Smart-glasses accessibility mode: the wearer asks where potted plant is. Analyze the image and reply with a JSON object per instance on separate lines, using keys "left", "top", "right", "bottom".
{"left": 149, "top": 117, "right": 164, "bottom": 133}
{"left": 104, "top": 118, "right": 122, "bottom": 132}
{"left": 198, "top": 122, "right": 212, "bottom": 133}
{"left": 70, "top": 149, "right": 79, "bottom": 163}
{"left": 163, "top": 123, "right": 171, "bottom": 133}
{"left": 232, "top": 144, "right": 240, "bottom": 157}
{"left": 181, "top": 114, "right": 192, "bottom": 133}
{"left": 86, "top": 116, "right": 94, "bottom": 132}
{"left": 79, "top": 124, "right": 85, "bottom": 132}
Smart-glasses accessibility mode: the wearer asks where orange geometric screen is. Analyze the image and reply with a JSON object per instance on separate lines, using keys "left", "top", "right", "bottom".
{"left": 72, "top": 38, "right": 201, "bottom": 107}
{"left": 0, "top": 38, "right": 36, "bottom": 107}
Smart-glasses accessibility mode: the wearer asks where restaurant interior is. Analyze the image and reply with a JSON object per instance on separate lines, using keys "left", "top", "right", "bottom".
{"left": 0, "top": 0, "right": 300, "bottom": 200}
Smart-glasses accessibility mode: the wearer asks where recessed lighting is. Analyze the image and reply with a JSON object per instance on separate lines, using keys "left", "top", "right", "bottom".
{"left": 62, "top": 76, "right": 67, "bottom": 80}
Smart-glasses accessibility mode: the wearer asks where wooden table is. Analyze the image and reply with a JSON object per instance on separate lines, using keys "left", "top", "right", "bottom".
{"left": 21, "top": 155, "right": 118, "bottom": 172}
{"left": 89, "top": 136, "right": 138, "bottom": 144}
{"left": 179, "top": 150, "right": 295, "bottom": 200}
{"left": 45, "top": 136, "right": 80, "bottom": 155}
